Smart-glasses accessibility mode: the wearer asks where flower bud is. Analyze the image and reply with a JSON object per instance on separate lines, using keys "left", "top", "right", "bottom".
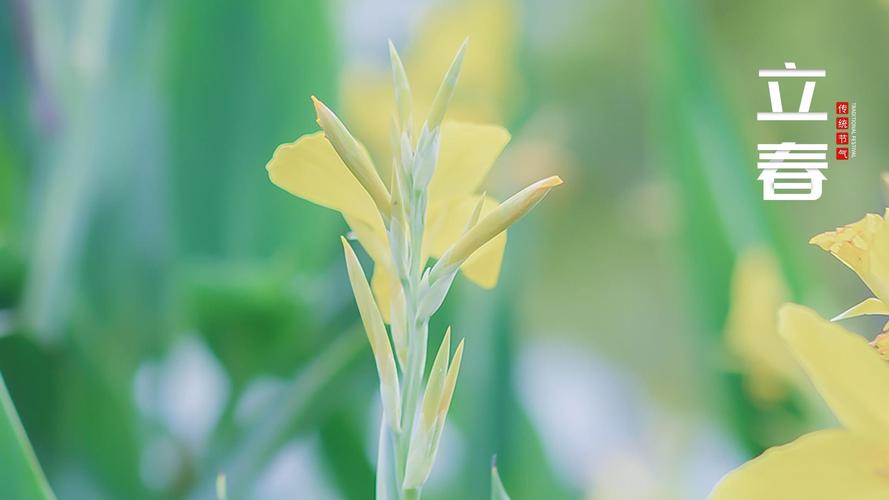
{"left": 313, "top": 97, "right": 391, "bottom": 217}
{"left": 426, "top": 38, "right": 467, "bottom": 131}
{"left": 388, "top": 40, "right": 413, "bottom": 133}
{"left": 431, "top": 176, "right": 563, "bottom": 281}
{"left": 403, "top": 331, "right": 464, "bottom": 489}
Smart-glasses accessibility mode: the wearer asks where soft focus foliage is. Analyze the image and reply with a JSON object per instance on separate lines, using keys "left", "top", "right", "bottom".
{"left": 725, "top": 248, "right": 800, "bottom": 403}
{"left": 3, "top": 0, "right": 889, "bottom": 498}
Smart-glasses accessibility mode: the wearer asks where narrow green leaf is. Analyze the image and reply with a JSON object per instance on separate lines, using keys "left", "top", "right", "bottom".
{"left": 0, "top": 374, "right": 55, "bottom": 500}
{"left": 190, "top": 332, "right": 363, "bottom": 499}
{"left": 341, "top": 237, "right": 402, "bottom": 431}
{"left": 491, "top": 460, "right": 511, "bottom": 500}
{"left": 426, "top": 38, "right": 468, "bottom": 130}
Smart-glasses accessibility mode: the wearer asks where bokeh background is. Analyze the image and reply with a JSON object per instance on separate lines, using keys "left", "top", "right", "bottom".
{"left": 2, "top": 0, "right": 888, "bottom": 498}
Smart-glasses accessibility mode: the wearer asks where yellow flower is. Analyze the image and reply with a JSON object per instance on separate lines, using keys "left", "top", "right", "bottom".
{"left": 810, "top": 210, "right": 889, "bottom": 319}
{"left": 725, "top": 248, "right": 802, "bottom": 404}
{"left": 874, "top": 327, "right": 889, "bottom": 359}
{"left": 266, "top": 103, "right": 511, "bottom": 318}
{"left": 710, "top": 304, "right": 889, "bottom": 499}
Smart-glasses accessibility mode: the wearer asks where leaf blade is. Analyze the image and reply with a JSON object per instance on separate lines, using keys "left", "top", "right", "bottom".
{"left": 0, "top": 374, "right": 55, "bottom": 500}
{"left": 491, "top": 460, "right": 511, "bottom": 500}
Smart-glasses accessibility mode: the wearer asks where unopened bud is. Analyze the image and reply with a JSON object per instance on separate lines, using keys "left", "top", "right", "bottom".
{"left": 432, "top": 176, "right": 563, "bottom": 280}
{"left": 426, "top": 39, "right": 467, "bottom": 131}
{"left": 313, "top": 96, "right": 391, "bottom": 217}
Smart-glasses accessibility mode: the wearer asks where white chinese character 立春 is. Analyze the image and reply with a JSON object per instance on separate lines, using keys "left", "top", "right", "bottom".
{"left": 757, "top": 62, "right": 827, "bottom": 122}
{"left": 758, "top": 142, "right": 828, "bottom": 200}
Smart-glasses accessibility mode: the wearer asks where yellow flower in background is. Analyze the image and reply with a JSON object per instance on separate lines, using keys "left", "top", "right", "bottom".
{"left": 267, "top": 97, "right": 511, "bottom": 319}
{"left": 725, "top": 248, "right": 803, "bottom": 404}
{"left": 710, "top": 304, "right": 889, "bottom": 499}
{"left": 810, "top": 210, "right": 889, "bottom": 320}
{"left": 341, "top": 0, "right": 518, "bottom": 164}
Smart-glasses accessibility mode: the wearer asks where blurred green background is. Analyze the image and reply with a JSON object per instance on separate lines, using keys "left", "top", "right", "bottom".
{"left": 1, "top": 0, "right": 888, "bottom": 498}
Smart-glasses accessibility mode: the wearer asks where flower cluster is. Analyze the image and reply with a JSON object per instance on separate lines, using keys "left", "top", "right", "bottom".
{"left": 267, "top": 41, "right": 560, "bottom": 498}
{"left": 711, "top": 209, "right": 889, "bottom": 499}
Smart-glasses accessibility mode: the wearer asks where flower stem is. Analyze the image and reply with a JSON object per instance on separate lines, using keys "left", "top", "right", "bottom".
{"left": 386, "top": 179, "right": 429, "bottom": 499}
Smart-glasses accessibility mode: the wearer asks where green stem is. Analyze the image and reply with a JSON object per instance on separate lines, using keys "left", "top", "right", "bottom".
{"left": 394, "top": 256, "right": 428, "bottom": 498}
{"left": 385, "top": 180, "right": 429, "bottom": 499}
{"left": 376, "top": 419, "right": 400, "bottom": 499}
{"left": 399, "top": 316, "right": 428, "bottom": 442}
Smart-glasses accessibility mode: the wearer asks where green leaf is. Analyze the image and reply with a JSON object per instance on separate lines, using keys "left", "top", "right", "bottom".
{"left": 491, "top": 460, "right": 511, "bottom": 500}
{"left": 0, "top": 374, "right": 55, "bottom": 500}
{"left": 341, "top": 237, "right": 401, "bottom": 432}
{"left": 190, "top": 332, "right": 364, "bottom": 499}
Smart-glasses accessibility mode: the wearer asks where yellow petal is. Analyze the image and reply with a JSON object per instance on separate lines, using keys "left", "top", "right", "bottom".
{"left": 370, "top": 265, "right": 398, "bottom": 325}
{"left": 833, "top": 297, "right": 889, "bottom": 321}
{"left": 461, "top": 226, "right": 506, "bottom": 289}
{"left": 343, "top": 214, "right": 388, "bottom": 266}
{"left": 725, "top": 248, "right": 800, "bottom": 403}
{"left": 340, "top": 68, "right": 395, "bottom": 173}
{"left": 810, "top": 211, "right": 889, "bottom": 304}
{"left": 779, "top": 304, "right": 889, "bottom": 435}
{"left": 425, "top": 194, "right": 507, "bottom": 289}
{"left": 428, "top": 122, "right": 511, "bottom": 206}
{"left": 709, "top": 429, "right": 889, "bottom": 500}
{"left": 873, "top": 327, "right": 889, "bottom": 361}
{"left": 267, "top": 132, "right": 385, "bottom": 232}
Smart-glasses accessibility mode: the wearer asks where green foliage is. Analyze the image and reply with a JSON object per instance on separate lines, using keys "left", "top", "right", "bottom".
{"left": 0, "top": 375, "right": 55, "bottom": 500}
{"left": 5, "top": 0, "right": 881, "bottom": 498}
